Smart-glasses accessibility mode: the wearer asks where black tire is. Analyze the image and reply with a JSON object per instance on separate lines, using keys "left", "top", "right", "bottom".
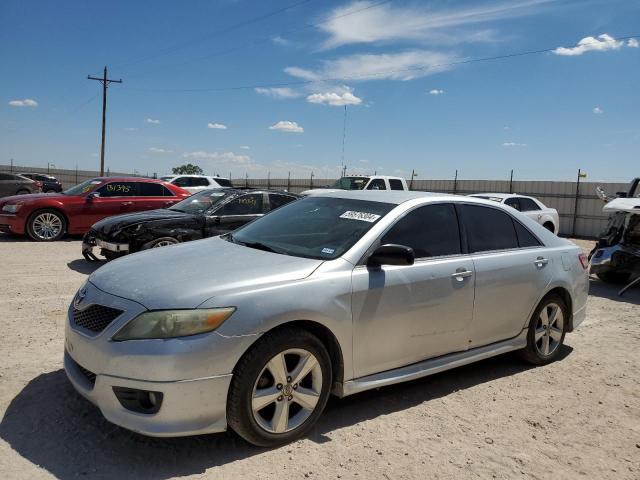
{"left": 26, "top": 209, "right": 66, "bottom": 242}
{"left": 16, "top": 189, "right": 30, "bottom": 195}
{"left": 519, "top": 293, "right": 568, "bottom": 366}
{"left": 141, "top": 237, "right": 180, "bottom": 250}
{"left": 227, "top": 328, "right": 332, "bottom": 447}
{"left": 543, "top": 222, "right": 555, "bottom": 233}
{"left": 596, "top": 271, "right": 631, "bottom": 284}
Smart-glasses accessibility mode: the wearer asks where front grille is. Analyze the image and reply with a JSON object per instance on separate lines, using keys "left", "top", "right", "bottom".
{"left": 73, "top": 304, "right": 123, "bottom": 334}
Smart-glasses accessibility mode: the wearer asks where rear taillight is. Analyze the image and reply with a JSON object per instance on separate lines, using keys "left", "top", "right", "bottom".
{"left": 578, "top": 253, "right": 588, "bottom": 270}
{"left": 33, "top": 180, "right": 43, "bottom": 188}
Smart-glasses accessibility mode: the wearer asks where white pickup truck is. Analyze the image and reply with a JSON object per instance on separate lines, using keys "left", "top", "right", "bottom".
{"left": 302, "top": 175, "right": 408, "bottom": 195}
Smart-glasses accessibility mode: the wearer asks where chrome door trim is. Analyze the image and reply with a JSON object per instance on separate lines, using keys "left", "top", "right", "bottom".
{"left": 340, "top": 329, "right": 527, "bottom": 397}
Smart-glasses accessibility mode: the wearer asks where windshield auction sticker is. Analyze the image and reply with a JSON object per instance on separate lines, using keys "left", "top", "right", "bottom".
{"left": 340, "top": 211, "right": 381, "bottom": 223}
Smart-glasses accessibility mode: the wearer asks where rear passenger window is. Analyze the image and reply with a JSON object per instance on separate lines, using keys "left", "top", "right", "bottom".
{"left": 138, "top": 182, "right": 172, "bottom": 196}
{"left": 214, "top": 178, "right": 232, "bottom": 187}
{"left": 513, "top": 221, "right": 542, "bottom": 248}
{"left": 504, "top": 198, "right": 521, "bottom": 211}
{"left": 172, "top": 177, "right": 192, "bottom": 187}
{"left": 389, "top": 179, "right": 404, "bottom": 190}
{"left": 191, "top": 177, "right": 210, "bottom": 187}
{"left": 458, "top": 204, "right": 519, "bottom": 253}
{"left": 518, "top": 198, "right": 541, "bottom": 211}
{"left": 381, "top": 204, "right": 461, "bottom": 258}
{"left": 366, "top": 179, "right": 386, "bottom": 190}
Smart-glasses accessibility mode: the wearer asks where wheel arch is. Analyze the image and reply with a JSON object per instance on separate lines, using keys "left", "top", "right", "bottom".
{"left": 235, "top": 320, "right": 345, "bottom": 396}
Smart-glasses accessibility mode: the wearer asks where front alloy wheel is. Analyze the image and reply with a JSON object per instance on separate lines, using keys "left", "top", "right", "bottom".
{"left": 27, "top": 210, "right": 65, "bottom": 241}
{"left": 252, "top": 349, "right": 323, "bottom": 434}
{"left": 227, "top": 328, "right": 332, "bottom": 447}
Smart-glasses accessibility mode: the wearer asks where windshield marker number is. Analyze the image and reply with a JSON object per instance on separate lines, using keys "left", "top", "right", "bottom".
{"left": 340, "top": 211, "right": 381, "bottom": 223}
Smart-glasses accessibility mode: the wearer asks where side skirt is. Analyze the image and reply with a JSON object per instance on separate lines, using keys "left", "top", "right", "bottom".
{"left": 340, "top": 329, "right": 528, "bottom": 397}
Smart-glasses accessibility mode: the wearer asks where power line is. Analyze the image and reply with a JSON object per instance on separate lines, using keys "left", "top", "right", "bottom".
{"left": 125, "top": 33, "right": 640, "bottom": 94}
{"left": 113, "top": 0, "right": 317, "bottom": 70}
{"left": 124, "top": 0, "right": 394, "bottom": 79}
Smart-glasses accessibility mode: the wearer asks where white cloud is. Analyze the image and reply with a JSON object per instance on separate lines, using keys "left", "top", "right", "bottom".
{"left": 286, "top": 50, "right": 457, "bottom": 82}
{"left": 502, "top": 142, "right": 526, "bottom": 147}
{"left": 429, "top": 89, "right": 445, "bottom": 95}
{"left": 359, "top": 159, "right": 369, "bottom": 163}
{"left": 8, "top": 98, "right": 38, "bottom": 107}
{"left": 146, "top": 118, "right": 160, "bottom": 124}
{"left": 149, "top": 147, "right": 172, "bottom": 153}
{"left": 272, "top": 36, "right": 291, "bottom": 46}
{"left": 255, "top": 87, "right": 302, "bottom": 99}
{"left": 553, "top": 34, "right": 625, "bottom": 56}
{"left": 239, "top": 145, "right": 250, "bottom": 150}
{"left": 593, "top": 106, "right": 603, "bottom": 114}
{"left": 306, "top": 88, "right": 362, "bottom": 106}
{"left": 319, "top": 0, "right": 554, "bottom": 48}
{"left": 182, "top": 150, "right": 250, "bottom": 164}
{"left": 269, "top": 121, "right": 304, "bottom": 133}
{"left": 628, "top": 38, "right": 639, "bottom": 48}
{"left": 207, "top": 122, "right": 227, "bottom": 130}
{"left": 124, "top": 127, "right": 138, "bottom": 131}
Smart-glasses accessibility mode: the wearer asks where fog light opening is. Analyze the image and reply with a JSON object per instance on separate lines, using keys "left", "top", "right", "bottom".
{"left": 112, "top": 387, "right": 163, "bottom": 414}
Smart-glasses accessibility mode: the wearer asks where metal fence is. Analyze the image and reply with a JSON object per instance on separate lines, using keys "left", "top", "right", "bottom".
{"left": 0, "top": 163, "right": 144, "bottom": 189}
{"left": 233, "top": 176, "right": 628, "bottom": 238}
{"left": 1, "top": 163, "right": 626, "bottom": 238}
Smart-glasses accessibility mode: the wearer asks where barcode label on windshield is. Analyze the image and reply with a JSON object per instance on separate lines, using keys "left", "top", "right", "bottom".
{"left": 340, "top": 211, "right": 381, "bottom": 223}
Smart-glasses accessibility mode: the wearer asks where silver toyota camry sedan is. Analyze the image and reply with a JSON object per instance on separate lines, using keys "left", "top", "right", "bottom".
{"left": 64, "top": 191, "right": 589, "bottom": 446}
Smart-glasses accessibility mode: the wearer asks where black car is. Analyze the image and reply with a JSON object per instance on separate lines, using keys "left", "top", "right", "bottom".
{"left": 20, "top": 173, "right": 63, "bottom": 193}
{"left": 82, "top": 188, "right": 299, "bottom": 260}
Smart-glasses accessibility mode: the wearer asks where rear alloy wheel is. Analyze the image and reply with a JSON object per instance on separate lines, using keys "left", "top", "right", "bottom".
{"left": 227, "top": 328, "right": 332, "bottom": 447}
{"left": 519, "top": 294, "right": 567, "bottom": 365}
{"left": 27, "top": 210, "right": 66, "bottom": 241}
{"left": 142, "top": 237, "right": 180, "bottom": 249}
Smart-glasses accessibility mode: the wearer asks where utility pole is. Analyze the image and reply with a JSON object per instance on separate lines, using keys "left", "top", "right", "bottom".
{"left": 88, "top": 66, "right": 122, "bottom": 176}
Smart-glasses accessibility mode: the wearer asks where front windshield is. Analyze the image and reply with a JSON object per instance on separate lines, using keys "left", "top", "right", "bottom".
{"left": 169, "top": 189, "right": 229, "bottom": 214}
{"left": 63, "top": 179, "right": 103, "bottom": 195}
{"left": 230, "top": 196, "right": 394, "bottom": 260}
{"left": 331, "top": 177, "right": 370, "bottom": 190}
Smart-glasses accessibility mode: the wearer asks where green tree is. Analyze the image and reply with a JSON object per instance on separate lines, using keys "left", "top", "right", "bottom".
{"left": 172, "top": 163, "right": 204, "bottom": 175}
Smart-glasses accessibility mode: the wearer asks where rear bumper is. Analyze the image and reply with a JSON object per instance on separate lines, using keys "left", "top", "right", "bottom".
{"left": 64, "top": 350, "right": 232, "bottom": 437}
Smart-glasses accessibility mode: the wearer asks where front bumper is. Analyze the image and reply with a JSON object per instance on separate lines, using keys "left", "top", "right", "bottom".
{"left": 0, "top": 213, "right": 25, "bottom": 234}
{"left": 64, "top": 349, "right": 232, "bottom": 437}
{"left": 82, "top": 230, "right": 129, "bottom": 261}
{"left": 63, "top": 281, "right": 257, "bottom": 437}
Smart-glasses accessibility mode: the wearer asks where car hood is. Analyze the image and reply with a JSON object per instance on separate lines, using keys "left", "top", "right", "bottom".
{"left": 88, "top": 236, "right": 324, "bottom": 309}
{"left": 91, "top": 209, "right": 191, "bottom": 236}
{"left": 603, "top": 197, "right": 640, "bottom": 214}
{"left": 0, "top": 192, "right": 65, "bottom": 204}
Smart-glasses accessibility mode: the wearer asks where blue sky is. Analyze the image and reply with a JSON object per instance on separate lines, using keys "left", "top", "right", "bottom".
{"left": 1, "top": 0, "right": 639, "bottom": 181}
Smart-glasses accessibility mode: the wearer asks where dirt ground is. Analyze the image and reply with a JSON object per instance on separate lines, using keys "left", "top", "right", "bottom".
{"left": 0, "top": 235, "right": 638, "bottom": 480}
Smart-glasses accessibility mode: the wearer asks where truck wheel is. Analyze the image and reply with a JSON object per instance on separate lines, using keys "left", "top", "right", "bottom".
{"left": 26, "top": 209, "right": 66, "bottom": 241}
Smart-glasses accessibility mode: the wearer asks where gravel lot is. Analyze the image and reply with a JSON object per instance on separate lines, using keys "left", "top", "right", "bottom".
{"left": 0, "top": 235, "right": 638, "bottom": 480}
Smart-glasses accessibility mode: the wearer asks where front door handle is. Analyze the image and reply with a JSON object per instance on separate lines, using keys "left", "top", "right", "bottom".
{"left": 534, "top": 257, "right": 549, "bottom": 268}
{"left": 451, "top": 269, "right": 473, "bottom": 281}
{"left": 121, "top": 201, "right": 133, "bottom": 206}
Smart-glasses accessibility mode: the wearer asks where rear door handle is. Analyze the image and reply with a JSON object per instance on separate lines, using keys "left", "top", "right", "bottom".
{"left": 451, "top": 269, "right": 473, "bottom": 281}
{"left": 534, "top": 257, "right": 549, "bottom": 268}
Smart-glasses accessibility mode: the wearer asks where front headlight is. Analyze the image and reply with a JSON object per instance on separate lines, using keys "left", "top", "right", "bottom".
{"left": 112, "top": 307, "right": 236, "bottom": 341}
{"left": 2, "top": 204, "right": 22, "bottom": 214}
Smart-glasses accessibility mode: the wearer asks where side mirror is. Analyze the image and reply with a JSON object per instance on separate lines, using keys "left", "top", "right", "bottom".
{"left": 367, "top": 244, "right": 415, "bottom": 267}
{"left": 86, "top": 192, "right": 100, "bottom": 201}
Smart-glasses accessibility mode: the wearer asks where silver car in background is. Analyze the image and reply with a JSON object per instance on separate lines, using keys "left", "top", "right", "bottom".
{"left": 64, "top": 191, "right": 589, "bottom": 446}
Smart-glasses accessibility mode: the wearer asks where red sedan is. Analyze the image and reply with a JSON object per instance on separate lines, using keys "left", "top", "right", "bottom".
{"left": 0, "top": 177, "right": 190, "bottom": 241}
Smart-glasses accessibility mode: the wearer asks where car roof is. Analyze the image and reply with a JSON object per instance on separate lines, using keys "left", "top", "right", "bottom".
{"left": 306, "top": 190, "right": 466, "bottom": 205}
{"left": 469, "top": 193, "right": 533, "bottom": 200}
{"left": 198, "top": 187, "right": 299, "bottom": 196}
{"left": 91, "top": 177, "right": 169, "bottom": 183}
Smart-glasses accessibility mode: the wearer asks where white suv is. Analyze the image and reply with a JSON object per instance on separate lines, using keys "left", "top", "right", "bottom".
{"left": 160, "top": 175, "right": 232, "bottom": 194}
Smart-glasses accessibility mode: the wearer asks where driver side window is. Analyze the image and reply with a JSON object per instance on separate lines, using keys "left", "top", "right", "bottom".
{"left": 381, "top": 204, "right": 461, "bottom": 258}
{"left": 96, "top": 182, "right": 137, "bottom": 197}
{"left": 367, "top": 179, "right": 387, "bottom": 190}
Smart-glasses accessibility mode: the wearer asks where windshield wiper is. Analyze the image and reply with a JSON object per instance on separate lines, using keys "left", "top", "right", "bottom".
{"left": 241, "top": 241, "right": 279, "bottom": 253}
